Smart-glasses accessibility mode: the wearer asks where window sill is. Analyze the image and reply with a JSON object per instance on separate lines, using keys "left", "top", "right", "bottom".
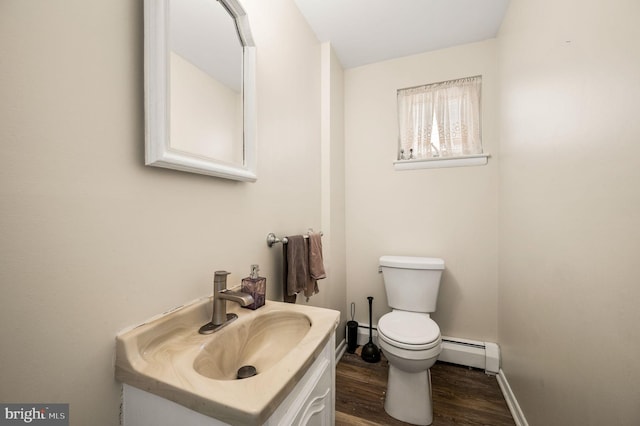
{"left": 393, "top": 154, "right": 490, "bottom": 170}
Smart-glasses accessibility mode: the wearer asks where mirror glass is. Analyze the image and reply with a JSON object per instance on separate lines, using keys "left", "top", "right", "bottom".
{"left": 144, "top": 0, "right": 257, "bottom": 181}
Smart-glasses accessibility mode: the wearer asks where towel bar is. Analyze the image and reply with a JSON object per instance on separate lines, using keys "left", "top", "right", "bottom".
{"left": 266, "top": 231, "right": 323, "bottom": 247}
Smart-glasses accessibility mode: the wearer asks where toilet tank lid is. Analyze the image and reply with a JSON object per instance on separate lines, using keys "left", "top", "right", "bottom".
{"left": 379, "top": 256, "right": 445, "bottom": 270}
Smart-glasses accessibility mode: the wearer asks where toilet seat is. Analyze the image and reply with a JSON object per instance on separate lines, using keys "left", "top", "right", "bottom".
{"left": 378, "top": 311, "right": 440, "bottom": 351}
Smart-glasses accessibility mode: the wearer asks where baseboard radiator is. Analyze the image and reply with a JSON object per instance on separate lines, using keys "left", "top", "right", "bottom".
{"left": 439, "top": 336, "right": 500, "bottom": 375}
{"left": 347, "top": 325, "right": 500, "bottom": 375}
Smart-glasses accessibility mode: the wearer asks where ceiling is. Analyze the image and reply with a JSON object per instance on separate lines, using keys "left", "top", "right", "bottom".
{"left": 294, "top": 0, "right": 510, "bottom": 69}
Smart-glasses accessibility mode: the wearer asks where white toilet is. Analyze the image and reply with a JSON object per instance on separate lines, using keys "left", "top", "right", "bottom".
{"left": 378, "top": 255, "right": 445, "bottom": 426}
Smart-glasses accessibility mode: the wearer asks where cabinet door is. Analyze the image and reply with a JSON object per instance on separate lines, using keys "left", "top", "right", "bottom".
{"left": 268, "top": 333, "right": 336, "bottom": 426}
{"left": 296, "top": 387, "right": 332, "bottom": 426}
{"left": 291, "top": 353, "right": 332, "bottom": 426}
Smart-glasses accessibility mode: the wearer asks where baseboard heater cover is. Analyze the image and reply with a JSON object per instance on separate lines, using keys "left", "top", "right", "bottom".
{"left": 439, "top": 336, "right": 500, "bottom": 374}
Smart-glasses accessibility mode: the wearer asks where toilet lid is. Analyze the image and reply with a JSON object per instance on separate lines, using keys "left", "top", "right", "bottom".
{"left": 378, "top": 311, "right": 440, "bottom": 347}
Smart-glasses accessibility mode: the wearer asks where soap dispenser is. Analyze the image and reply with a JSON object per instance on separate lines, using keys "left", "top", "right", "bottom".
{"left": 241, "top": 264, "right": 266, "bottom": 310}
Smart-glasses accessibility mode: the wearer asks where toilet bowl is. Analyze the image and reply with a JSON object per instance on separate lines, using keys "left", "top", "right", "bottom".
{"left": 378, "top": 310, "right": 441, "bottom": 425}
{"left": 379, "top": 256, "right": 445, "bottom": 426}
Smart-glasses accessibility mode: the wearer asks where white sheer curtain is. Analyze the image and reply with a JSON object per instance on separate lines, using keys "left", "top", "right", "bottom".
{"left": 397, "top": 76, "right": 482, "bottom": 160}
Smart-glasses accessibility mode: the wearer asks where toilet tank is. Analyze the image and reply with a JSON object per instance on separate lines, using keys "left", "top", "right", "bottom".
{"left": 379, "top": 256, "right": 445, "bottom": 313}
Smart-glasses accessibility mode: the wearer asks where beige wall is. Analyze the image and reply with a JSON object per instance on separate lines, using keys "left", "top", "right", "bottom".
{"left": 344, "top": 41, "right": 500, "bottom": 340}
{"left": 320, "top": 43, "right": 348, "bottom": 342}
{"left": 0, "top": 0, "right": 345, "bottom": 425}
{"left": 498, "top": 0, "right": 640, "bottom": 423}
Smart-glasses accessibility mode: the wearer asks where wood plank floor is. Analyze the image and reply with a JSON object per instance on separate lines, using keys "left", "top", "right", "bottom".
{"left": 336, "top": 350, "right": 515, "bottom": 426}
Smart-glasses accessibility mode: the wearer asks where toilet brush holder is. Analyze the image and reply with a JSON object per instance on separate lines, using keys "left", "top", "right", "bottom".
{"left": 347, "top": 302, "right": 358, "bottom": 353}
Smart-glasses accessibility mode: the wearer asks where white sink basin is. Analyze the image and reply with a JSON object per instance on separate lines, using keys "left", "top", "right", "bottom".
{"left": 115, "top": 298, "right": 339, "bottom": 425}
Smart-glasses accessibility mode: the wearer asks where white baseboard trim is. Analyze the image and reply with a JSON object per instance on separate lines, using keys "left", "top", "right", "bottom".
{"left": 335, "top": 338, "right": 347, "bottom": 362}
{"left": 350, "top": 323, "right": 378, "bottom": 346}
{"left": 497, "top": 369, "right": 528, "bottom": 426}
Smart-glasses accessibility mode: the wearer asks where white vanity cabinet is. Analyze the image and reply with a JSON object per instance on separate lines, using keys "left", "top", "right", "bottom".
{"left": 121, "top": 332, "right": 336, "bottom": 426}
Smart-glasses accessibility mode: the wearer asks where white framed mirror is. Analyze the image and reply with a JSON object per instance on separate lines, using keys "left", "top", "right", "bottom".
{"left": 144, "top": 0, "right": 257, "bottom": 182}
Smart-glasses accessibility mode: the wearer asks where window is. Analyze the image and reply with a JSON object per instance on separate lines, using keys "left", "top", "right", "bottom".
{"left": 396, "top": 75, "right": 488, "bottom": 169}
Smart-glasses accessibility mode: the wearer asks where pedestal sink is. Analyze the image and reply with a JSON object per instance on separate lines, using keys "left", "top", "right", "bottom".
{"left": 115, "top": 298, "right": 339, "bottom": 425}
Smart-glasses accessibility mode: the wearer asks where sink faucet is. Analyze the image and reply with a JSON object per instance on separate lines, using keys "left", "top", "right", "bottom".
{"left": 199, "top": 271, "right": 254, "bottom": 335}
